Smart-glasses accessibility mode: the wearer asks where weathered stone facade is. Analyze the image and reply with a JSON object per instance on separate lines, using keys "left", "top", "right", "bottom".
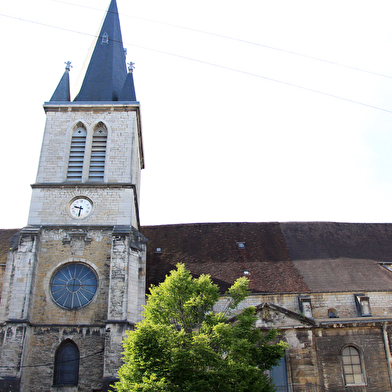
{"left": 241, "top": 296, "right": 392, "bottom": 391}
{"left": 0, "top": 223, "right": 146, "bottom": 391}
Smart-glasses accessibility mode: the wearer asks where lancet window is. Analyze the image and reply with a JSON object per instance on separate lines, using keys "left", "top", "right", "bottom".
{"left": 54, "top": 340, "right": 79, "bottom": 386}
{"left": 88, "top": 124, "right": 107, "bottom": 181}
{"left": 67, "top": 125, "right": 87, "bottom": 181}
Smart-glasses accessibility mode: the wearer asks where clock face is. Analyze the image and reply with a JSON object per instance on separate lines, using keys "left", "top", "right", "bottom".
{"left": 69, "top": 197, "right": 93, "bottom": 219}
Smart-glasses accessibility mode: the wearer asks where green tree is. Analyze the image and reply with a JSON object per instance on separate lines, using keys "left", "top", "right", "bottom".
{"left": 115, "top": 263, "right": 288, "bottom": 392}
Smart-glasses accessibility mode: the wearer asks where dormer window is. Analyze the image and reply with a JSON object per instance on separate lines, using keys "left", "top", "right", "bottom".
{"left": 298, "top": 296, "right": 313, "bottom": 318}
{"left": 102, "top": 32, "right": 109, "bottom": 44}
{"left": 354, "top": 294, "right": 372, "bottom": 317}
{"left": 236, "top": 242, "right": 245, "bottom": 249}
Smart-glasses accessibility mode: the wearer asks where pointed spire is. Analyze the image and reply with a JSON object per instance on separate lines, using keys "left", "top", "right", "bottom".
{"left": 74, "top": 0, "right": 128, "bottom": 102}
{"left": 50, "top": 62, "right": 71, "bottom": 102}
{"left": 119, "top": 62, "right": 137, "bottom": 101}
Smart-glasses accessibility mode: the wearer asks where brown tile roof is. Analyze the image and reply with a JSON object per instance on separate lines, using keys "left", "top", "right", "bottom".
{"left": 281, "top": 222, "right": 392, "bottom": 262}
{"left": 293, "top": 258, "right": 392, "bottom": 292}
{"left": 141, "top": 223, "right": 310, "bottom": 294}
{"left": 281, "top": 222, "right": 392, "bottom": 292}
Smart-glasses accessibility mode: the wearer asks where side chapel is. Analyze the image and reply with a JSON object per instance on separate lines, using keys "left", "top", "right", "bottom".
{"left": 1, "top": 1, "right": 392, "bottom": 392}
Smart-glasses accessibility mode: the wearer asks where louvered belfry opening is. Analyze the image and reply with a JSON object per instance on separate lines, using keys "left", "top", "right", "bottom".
{"left": 89, "top": 124, "right": 107, "bottom": 181}
{"left": 67, "top": 126, "right": 87, "bottom": 181}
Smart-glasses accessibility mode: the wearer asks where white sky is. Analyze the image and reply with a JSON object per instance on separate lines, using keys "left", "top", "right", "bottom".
{"left": 1, "top": 0, "right": 392, "bottom": 229}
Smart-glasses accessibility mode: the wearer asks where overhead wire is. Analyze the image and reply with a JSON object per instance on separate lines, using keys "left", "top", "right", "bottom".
{"left": 52, "top": 0, "right": 392, "bottom": 81}
{"left": 0, "top": 11, "right": 392, "bottom": 114}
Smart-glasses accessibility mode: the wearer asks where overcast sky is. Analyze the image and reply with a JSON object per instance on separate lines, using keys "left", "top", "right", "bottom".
{"left": 1, "top": 0, "right": 392, "bottom": 229}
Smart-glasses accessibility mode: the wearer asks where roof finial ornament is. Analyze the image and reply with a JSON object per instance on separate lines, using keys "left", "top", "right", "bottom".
{"left": 65, "top": 61, "right": 72, "bottom": 72}
{"left": 127, "top": 61, "right": 135, "bottom": 73}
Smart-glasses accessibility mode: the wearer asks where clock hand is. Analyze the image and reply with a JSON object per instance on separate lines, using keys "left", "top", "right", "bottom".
{"left": 74, "top": 205, "right": 83, "bottom": 216}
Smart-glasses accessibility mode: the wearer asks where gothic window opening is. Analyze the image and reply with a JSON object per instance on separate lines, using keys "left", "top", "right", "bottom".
{"left": 89, "top": 125, "right": 107, "bottom": 181}
{"left": 54, "top": 340, "right": 79, "bottom": 386}
{"left": 67, "top": 126, "right": 87, "bottom": 181}
{"left": 342, "top": 346, "right": 364, "bottom": 385}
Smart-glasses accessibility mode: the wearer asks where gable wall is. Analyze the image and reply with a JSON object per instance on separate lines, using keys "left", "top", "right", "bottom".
{"left": 215, "top": 291, "right": 392, "bottom": 320}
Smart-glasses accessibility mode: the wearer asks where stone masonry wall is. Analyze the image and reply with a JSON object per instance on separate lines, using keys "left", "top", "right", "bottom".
{"left": 22, "top": 326, "right": 105, "bottom": 392}
{"left": 315, "top": 325, "right": 391, "bottom": 391}
{"left": 30, "top": 228, "right": 111, "bottom": 325}
{"left": 36, "top": 106, "right": 141, "bottom": 184}
{"left": 104, "top": 231, "right": 146, "bottom": 379}
{"left": 216, "top": 291, "right": 392, "bottom": 320}
{"left": 215, "top": 292, "right": 392, "bottom": 390}
{"left": 28, "top": 186, "right": 137, "bottom": 227}
{"left": 283, "top": 329, "right": 321, "bottom": 387}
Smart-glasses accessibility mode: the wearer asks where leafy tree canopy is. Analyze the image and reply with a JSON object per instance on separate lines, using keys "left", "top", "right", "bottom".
{"left": 115, "top": 263, "right": 288, "bottom": 392}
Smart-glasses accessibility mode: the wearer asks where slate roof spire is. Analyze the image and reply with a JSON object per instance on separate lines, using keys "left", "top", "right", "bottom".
{"left": 50, "top": 62, "right": 71, "bottom": 102}
{"left": 74, "top": 0, "right": 131, "bottom": 102}
{"left": 119, "top": 62, "right": 137, "bottom": 101}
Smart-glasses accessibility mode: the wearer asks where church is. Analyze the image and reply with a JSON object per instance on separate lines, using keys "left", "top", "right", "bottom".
{"left": 1, "top": 1, "right": 392, "bottom": 391}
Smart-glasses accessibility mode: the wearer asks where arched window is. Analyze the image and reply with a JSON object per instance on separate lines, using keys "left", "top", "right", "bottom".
{"left": 67, "top": 126, "right": 87, "bottom": 181}
{"left": 54, "top": 340, "right": 79, "bottom": 386}
{"left": 342, "top": 346, "right": 364, "bottom": 385}
{"left": 88, "top": 124, "right": 107, "bottom": 181}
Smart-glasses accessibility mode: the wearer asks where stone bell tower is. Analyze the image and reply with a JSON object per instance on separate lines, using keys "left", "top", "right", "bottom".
{"left": 0, "top": 1, "right": 146, "bottom": 390}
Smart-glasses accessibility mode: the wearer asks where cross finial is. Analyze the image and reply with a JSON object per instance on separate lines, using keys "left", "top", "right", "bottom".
{"left": 65, "top": 61, "right": 72, "bottom": 72}
{"left": 127, "top": 61, "right": 135, "bottom": 73}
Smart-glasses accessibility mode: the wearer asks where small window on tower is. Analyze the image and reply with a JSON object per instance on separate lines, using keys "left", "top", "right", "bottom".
{"left": 102, "top": 32, "right": 109, "bottom": 44}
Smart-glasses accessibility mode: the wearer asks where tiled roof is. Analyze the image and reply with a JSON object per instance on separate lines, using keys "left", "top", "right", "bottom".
{"left": 281, "top": 222, "right": 392, "bottom": 292}
{"left": 141, "top": 222, "right": 310, "bottom": 294}
{"left": 292, "top": 258, "right": 392, "bottom": 292}
{"left": 280, "top": 222, "right": 392, "bottom": 262}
